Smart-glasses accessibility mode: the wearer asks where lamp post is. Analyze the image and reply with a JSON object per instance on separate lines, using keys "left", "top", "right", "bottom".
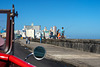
{"left": 10, "top": 4, "right": 18, "bottom": 55}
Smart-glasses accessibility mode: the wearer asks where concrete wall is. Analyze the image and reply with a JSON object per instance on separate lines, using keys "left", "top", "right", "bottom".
{"left": 32, "top": 39, "right": 100, "bottom": 54}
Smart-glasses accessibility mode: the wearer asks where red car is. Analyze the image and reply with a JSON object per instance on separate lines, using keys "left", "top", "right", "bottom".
{"left": 0, "top": 4, "right": 36, "bottom": 67}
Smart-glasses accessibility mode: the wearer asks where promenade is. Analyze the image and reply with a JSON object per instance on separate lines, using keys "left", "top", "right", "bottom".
{"left": 19, "top": 39, "right": 100, "bottom": 67}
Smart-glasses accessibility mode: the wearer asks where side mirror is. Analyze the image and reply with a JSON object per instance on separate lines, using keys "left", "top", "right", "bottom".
{"left": 34, "top": 46, "right": 46, "bottom": 60}
{"left": 24, "top": 46, "right": 46, "bottom": 61}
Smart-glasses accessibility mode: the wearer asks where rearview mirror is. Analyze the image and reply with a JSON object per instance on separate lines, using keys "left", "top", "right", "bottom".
{"left": 24, "top": 46, "right": 46, "bottom": 61}
{"left": 33, "top": 46, "right": 46, "bottom": 60}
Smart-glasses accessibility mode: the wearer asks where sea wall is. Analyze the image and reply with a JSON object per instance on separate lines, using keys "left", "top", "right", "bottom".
{"left": 32, "top": 39, "right": 100, "bottom": 54}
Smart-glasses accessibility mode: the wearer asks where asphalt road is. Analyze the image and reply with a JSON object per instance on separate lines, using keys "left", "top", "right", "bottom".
{"left": 14, "top": 42, "right": 75, "bottom": 67}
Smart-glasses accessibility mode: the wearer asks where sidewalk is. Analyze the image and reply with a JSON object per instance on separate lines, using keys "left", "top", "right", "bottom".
{"left": 19, "top": 39, "right": 100, "bottom": 67}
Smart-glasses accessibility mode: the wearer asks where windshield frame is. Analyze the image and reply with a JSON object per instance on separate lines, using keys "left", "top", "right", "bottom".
{"left": 0, "top": 10, "right": 11, "bottom": 53}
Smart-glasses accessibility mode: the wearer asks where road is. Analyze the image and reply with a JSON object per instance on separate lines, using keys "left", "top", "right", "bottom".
{"left": 14, "top": 41, "right": 75, "bottom": 67}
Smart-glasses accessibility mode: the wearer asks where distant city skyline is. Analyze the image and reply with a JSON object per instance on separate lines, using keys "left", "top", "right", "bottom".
{"left": 0, "top": 0, "right": 100, "bottom": 39}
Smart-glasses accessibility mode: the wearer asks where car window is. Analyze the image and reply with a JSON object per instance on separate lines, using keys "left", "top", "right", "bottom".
{"left": 0, "top": 14, "right": 7, "bottom": 50}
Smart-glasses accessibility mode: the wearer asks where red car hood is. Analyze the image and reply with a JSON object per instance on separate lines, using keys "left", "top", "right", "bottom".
{"left": 0, "top": 53, "right": 36, "bottom": 67}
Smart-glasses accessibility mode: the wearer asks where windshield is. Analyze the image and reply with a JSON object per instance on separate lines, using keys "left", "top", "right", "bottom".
{"left": 0, "top": 14, "right": 7, "bottom": 51}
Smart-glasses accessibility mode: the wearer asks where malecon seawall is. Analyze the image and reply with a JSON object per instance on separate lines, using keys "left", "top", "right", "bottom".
{"left": 32, "top": 39, "right": 100, "bottom": 54}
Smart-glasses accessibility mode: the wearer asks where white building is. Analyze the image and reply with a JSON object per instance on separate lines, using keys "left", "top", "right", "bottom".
{"left": 26, "top": 29, "right": 35, "bottom": 38}
{"left": 45, "top": 31, "right": 49, "bottom": 39}
{"left": 22, "top": 23, "right": 41, "bottom": 38}
{"left": 1, "top": 33, "right": 6, "bottom": 38}
{"left": 24, "top": 23, "right": 41, "bottom": 31}
{"left": 14, "top": 30, "right": 23, "bottom": 35}
{"left": 53, "top": 26, "right": 57, "bottom": 35}
{"left": 22, "top": 32, "right": 26, "bottom": 38}
{"left": 14, "top": 30, "right": 20, "bottom": 34}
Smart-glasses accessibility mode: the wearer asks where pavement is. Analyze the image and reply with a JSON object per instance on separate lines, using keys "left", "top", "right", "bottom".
{"left": 14, "top": 41, "right": 74, "bottom": 67}
{"left": 19, "top": 39, "right": 100, "bottom": 67}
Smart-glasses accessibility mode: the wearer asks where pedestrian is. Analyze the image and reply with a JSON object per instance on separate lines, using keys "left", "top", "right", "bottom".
{"left": 51, "top": 32, "right": 53, "bottom": 39}
{"left": 57, "top": 29, "right": 59, "bottom": 39}
{"left": 26, "top": 37, "right": 28, "bottom": 44}
{"left": 28, "top": 37, "right": 30, "bottom": 44}
{"left": 61, "top": 27, "right": 64, "bottom": 39}
{"left": 43, "top": 31, "right": 45, "bottom": 39}
{"left": 49, "top": 30, "right": 51, "bottom": 39}
{"left": 57, "top": 33, "right": 61, "bottom": 39}
{"left": 40, "top": 33, "right": 42, "bottom": 43}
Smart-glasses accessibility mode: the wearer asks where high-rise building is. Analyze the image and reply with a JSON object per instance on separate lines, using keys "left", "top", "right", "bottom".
{"left": 53, "top": 26, "right": 57, "bottom": 35}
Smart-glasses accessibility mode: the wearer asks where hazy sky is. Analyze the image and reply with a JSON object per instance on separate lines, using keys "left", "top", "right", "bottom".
{"left": 0, "top": 0, "right": 100, "bottom": 39}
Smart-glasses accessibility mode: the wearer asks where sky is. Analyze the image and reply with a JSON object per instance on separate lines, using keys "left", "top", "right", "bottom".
{"left": 0, "top": 0, "right": 100, "bottom": 39}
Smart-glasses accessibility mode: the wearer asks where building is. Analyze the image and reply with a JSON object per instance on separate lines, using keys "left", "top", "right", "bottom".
{"left": 21, "top": 23, "right": 41, "bottom": 38}
{"left": 44, "top": 31, "right": 49, "bottom": 39}
{"left": 35, "top": 30, "right": 44, "bottom": 39}
{"left": 14, "top": 30, "right": 23, "bottom": 39}
{"left": 15, "top": 34, "right": 22, "bottom": 39}
{"left": 21, "top": 32, "right": 26, "bottom": 38}
{"left": 26, "top": 29, "right": 35, "bottom": 38}
{"left": 0, "top": 29, "right": 6, "bottom": 33}
{"left": 1, "top": 33, "right": 6, "bottom": 38}
{"left": 24, "top": 23, "right": 41, "bottom": 31}
{"left": 23, "top": 23, "right": 41, "bottom": 38}
{"left": 14, "top": 30, "right": 21, "bottom": 35}
{"left": 53, "top": 26, "right": 57, "bottom": 35}
{"left": 0, "top": 29, "right": 6, "bottom": 38}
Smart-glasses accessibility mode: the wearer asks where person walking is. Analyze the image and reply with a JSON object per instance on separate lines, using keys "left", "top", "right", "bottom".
{"left": 26, "top": 37, "right": 28, "bottom": 44}
{"left": 40, "top": 33, "right": 42, "bottom": 43}
{"left": 43, "top": 31, "right": 45, "bottom": 39}
{"left": 49, "top": 30, "right": 51, "bottom": 39}
{"left": 57, "top": 29, "right": 59, "bottom": 39}
{"left": 57, "top": 33, "right": 61, "bottom": 39}
{"left": 61, "top": 27, "right": 64, "bottom": 39}
{"left": 28, "top": 37, "right": 30, "bottom": 44}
